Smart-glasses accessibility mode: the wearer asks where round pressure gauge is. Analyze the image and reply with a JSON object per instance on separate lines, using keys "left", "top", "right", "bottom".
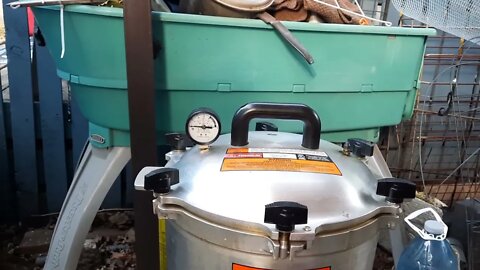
{"left": 185, "top": 108, "right": 221, "bottom": 145}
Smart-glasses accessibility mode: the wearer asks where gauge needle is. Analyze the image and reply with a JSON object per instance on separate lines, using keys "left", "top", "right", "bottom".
{"left": 190, "top": 125, "right": 214, "bottom": 129}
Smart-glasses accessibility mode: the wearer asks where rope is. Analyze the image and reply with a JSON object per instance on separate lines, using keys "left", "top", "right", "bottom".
{"left": 60, "top": 4, "right": 65, "bottom": 58}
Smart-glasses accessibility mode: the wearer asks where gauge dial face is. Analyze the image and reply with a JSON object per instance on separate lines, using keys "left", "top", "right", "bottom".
{"left": 186, "top": 109, "right": 221, "bottom": 145}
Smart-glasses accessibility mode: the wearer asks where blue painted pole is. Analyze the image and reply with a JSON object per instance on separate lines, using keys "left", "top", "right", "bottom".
{"left": 0, "top": 63, "right": 14, "bottom": 221}
{"left": 4, "top": 2, "right": 39, "bottom": 217}
{"left": 0, "top": 66, "right": 8, "bottom": 187}
{"left": 70, "top": 97, "right": 88, "bottom": 169}
{"left": 35, "top": 37, "right": 69, "bottom": 212}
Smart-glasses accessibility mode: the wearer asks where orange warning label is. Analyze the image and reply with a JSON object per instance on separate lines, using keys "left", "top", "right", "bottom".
{"left": 222, "top": 148, "right": 341, "bottom": 176}
{"left": 232, "top": 263, "right": 331, "bottom": 270}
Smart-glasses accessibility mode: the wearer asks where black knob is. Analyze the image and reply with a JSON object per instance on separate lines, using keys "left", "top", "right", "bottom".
{"left": 346, "top": 138, "right": 375, "bottom": 157}
{"left": 376, "top": 178, "right": 416, "bottom": 203}
{"left": 255, "top": 122, "right": 279, "bottom": 132}
{"left": 264, "top": 201, "right": 308, "bottom": 232}
{"left": 165, "top": 133, "right": 193, "bottom": 151}
{"left": 144, "top": 168, "right": 179, "bottom": 194}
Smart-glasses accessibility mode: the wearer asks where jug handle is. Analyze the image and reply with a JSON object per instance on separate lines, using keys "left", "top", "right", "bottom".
{"left": 404, "top": 207, "right": 447, "bottom": 241}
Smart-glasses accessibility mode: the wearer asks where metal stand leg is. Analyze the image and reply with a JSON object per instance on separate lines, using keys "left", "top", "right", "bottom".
{"left": 44, "top": 144, "right": 131, "bottom": 269}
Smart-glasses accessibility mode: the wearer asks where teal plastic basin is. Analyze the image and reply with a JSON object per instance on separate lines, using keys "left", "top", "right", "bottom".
{"left": 33, "top": 5, "right": 435, "bottom": 148}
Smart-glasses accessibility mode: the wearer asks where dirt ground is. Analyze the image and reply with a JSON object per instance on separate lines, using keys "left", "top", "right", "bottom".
{"left": 0, "top": 210, "right": 136, "bottom": 270}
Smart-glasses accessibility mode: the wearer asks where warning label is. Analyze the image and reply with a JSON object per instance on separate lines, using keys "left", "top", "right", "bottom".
{"left": 222, "top": 148, "right": 341, "bottom": 176}
{"left": 232, "top": 263, "right": 331, "bottom": 270}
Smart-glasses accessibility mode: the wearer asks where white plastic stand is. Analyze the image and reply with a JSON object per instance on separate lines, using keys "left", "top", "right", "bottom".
{"left": 44, "top": 144, "right": 131, "bottom": 269}
{"left": 389, "top": 221, "right": 407, "bottom": 267}
{"left": 365, "top": 145, "right": 407, "bottom": 267}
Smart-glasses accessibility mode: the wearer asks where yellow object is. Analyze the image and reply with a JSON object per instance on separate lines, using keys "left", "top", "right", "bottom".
{"left": 159, "top": 219, "right": 167, "bottom": 270}
{"left": 359, "top": 18, "right": 369, "bottom": 25}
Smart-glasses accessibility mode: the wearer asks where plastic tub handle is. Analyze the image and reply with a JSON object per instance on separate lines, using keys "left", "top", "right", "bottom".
{"left": 230, "top": 102, "right": 321, "bottom": 149}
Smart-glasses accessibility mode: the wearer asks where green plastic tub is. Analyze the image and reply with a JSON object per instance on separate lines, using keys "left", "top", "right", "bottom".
{"left": 33, "top": 5, "right": 435, "bottom": 148}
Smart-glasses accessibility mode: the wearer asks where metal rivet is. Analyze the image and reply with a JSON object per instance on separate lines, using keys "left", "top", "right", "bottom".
{"left": 303, "top": 226, "right": 311, "bottom": 232}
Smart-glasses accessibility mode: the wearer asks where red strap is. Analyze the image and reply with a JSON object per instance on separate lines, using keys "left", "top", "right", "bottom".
{"left": 27, "top": 7, "right": 34, "bottom": 36}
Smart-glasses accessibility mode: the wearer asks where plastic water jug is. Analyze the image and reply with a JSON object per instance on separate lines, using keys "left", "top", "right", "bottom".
{"left": 397, "top": 208, "right": 458, "bottom": 270}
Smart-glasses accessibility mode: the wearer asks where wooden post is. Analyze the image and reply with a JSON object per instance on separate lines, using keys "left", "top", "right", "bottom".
{"left": 123, "top": 0, "right": 159, "bottom": 269}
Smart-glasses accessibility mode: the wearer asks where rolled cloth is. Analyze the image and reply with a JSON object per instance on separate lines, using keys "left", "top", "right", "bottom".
{"left": 273, "top": 0, "right": 302, "bottom": 11}
{"left": 303, "top": 0, "right": 367, "bottom": 24}
{"left": 274, "top": 0, "right": 309, "bottom": 21}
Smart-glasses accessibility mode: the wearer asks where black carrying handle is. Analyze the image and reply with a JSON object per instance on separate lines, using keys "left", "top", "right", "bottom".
{"left": 231, "top": 103, "right": 321, "bottom": 149}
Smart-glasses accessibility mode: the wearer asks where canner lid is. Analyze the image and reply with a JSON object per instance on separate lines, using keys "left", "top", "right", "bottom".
{"left": 161, "top": 132, "right": 397, "bottom": 235}
{"left": 214, "top": 0, "right": 274, "bottom": 12}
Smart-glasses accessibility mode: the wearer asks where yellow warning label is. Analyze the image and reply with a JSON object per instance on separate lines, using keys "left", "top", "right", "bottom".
{"left": 232, "top": 264, "right": 331, "bottom": 270}
{"left": 222, "top": 148, "right": 341, "bottom": 176}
